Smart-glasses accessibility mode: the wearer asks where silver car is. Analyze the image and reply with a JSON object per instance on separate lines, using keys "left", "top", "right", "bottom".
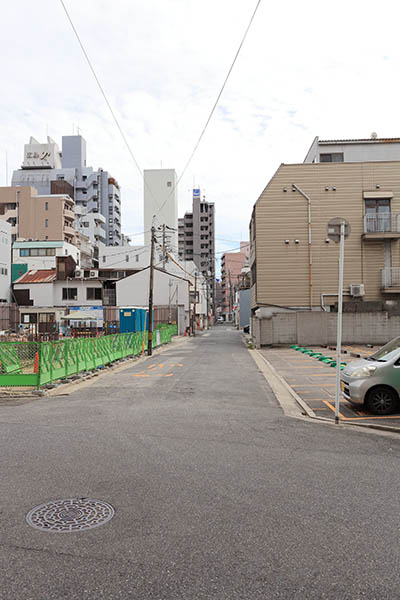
{"left": 341, "top": 337, "right": 400, "bottom": 415}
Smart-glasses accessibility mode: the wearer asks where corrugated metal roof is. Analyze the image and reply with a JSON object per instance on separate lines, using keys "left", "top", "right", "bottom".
{"left": 14, "top": 269, "right": 57, "bottom": 284}
{"left": 320, "top": 138, "right": 400, "bottom": 144}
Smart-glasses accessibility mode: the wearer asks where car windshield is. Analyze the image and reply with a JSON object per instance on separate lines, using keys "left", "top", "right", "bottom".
{"left": 370, "top": 337, "right": 400, "bottom": 362}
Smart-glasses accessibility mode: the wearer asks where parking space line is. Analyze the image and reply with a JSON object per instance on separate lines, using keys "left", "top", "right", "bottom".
{"left": 322, "top": 400, "right": 346, "bottom": 419}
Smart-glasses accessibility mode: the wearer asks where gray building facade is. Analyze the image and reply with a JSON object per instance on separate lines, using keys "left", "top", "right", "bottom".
{"left": 178, "top": 188, "right": 215, "bottom": 314}
{"left": 12, "top": 135, "right": 121, "bottom": 246}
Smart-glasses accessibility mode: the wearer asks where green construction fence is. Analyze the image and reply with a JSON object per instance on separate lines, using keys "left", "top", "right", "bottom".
{"left": 0, "top": 324, "right": 178, "bottom": 389}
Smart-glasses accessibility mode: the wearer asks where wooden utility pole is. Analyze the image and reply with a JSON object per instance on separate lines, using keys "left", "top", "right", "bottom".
{"left": 147, "top": 225, "right": 155, "bottom": 356}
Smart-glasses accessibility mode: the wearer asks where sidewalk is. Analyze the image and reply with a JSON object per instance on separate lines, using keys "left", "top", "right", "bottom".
{"left": 258, "top": 346, "right": 400, "bottom": 429}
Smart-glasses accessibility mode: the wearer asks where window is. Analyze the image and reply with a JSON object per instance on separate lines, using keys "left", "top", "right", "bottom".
{"left": 86, "top": 288, "right": 102, "bottom": 300}
{"left": 103, "top": 256, "right": 106, "bottom": 263}
{"left": 126, "top": 254, "right": 129, "bottom": 262}
{"left": 45, "top": 201, "right": 48, "bottom": 211}
{"left": 57, "top": 175, "right": 65, "bottom": 180}
{"left": 62, "top": 288, "right": 78, "bottom": 301}
{"left": 82, "top": 175, "right": 87, "bottom": 181}
{"left": 319, "top": 153, "right": 344, "bottom": 163}
{"left": 136, "top": 254, "right": 139, "bottom": 262}
{"left": 45, "top": 219, "right": 48, "bottom": 228}
{"left": 0, "top": 267, "right": 7, "bottom": 275}
{"left": 83, "top": 221, "right": 89, "bottom": 227}
{"left": 365, "top": 198, "right": 391, "bottom": 232}
{"left": 167, "top": 181, "right": 172, "bottom": 187}
{"left": 20, "top": 249, "right": 29, "bottom": 257}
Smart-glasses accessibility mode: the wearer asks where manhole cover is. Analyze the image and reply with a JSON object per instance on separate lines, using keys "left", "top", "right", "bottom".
{"left": 26, "top": 498, "right": 115, "bottom": 532}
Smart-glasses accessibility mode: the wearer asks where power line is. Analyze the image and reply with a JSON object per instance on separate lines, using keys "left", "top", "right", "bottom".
{"left": 153, "top": 0, "right": 262, "bottom": 221}
{"left": 59, "top": 1, "right": 162, "bottom": 214}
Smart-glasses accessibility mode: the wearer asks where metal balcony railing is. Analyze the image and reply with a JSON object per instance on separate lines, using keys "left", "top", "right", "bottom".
{"left": 364, "top": 213, "right": 400, "bottom": 233}
{"left": 381, "top": 267, "right": 400, "bottom": 288}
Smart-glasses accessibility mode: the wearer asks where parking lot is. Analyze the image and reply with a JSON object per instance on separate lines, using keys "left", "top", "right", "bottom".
{"left": 260, "top": 345, "right": 400, "bottom": 428}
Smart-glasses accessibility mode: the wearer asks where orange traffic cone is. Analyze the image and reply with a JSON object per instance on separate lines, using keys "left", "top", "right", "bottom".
{"left": 34, "top": 351, "right": 39, "bottom": 374}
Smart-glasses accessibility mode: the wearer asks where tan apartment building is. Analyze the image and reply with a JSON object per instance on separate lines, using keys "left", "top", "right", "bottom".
{"left": 250, "top": 161, "right": 400, "bottom": 314}
{"left": 0, "top": 186, "right": 75, "bottom": 244}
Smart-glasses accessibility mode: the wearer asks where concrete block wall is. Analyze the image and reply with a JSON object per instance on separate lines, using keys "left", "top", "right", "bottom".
{"left": 253, "top": 311, "right": 400, "bottom": 347}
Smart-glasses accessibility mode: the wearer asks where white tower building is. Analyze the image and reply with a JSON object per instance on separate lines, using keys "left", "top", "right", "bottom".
{"left": 143, "top": 169, "right": 178, "bottom": 254}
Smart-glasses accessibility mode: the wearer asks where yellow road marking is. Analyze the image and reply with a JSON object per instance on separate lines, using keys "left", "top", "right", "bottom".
{"left": 165, "top": 373, "right": 173, "bottom": 377}
{"left": 322, "top": 400, "right": 345, "bottom": 419}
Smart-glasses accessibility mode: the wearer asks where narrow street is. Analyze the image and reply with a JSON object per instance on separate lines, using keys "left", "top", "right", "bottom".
{"left": 2, "top": 325, "right": 400, "bottom": 599}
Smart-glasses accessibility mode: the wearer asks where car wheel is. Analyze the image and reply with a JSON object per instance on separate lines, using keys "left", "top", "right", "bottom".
{"left": 365, "top": 387, "right": 398, "bottom": 415}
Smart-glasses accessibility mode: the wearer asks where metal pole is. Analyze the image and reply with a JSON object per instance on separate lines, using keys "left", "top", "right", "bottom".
{"left": 162, "top": 224, "right": 166, "bottom": 270}
{"left": 192, "top": 273, "right": 197, "bottom": 336}
{"left": 335, "top": 222, "right": 345, "bottom": 424}
{"left": 147, "top": 226, "right": 155, "bottom": 356}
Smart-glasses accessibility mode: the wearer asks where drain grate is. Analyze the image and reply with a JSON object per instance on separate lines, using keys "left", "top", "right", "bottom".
{"left": 26, "top": 498, "right": 115, "bottom": 532}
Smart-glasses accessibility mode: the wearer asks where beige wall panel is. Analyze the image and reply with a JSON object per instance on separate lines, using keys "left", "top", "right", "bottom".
{"left": 253, "top": 161, "right": 400, "bottom": 308}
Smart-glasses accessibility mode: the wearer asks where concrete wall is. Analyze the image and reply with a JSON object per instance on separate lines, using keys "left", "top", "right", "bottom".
{"left": 254, "top": 311, "right": 400, "bottom": 347}
{"left": 0, "top": 220, "right": 11, "bottom": 302}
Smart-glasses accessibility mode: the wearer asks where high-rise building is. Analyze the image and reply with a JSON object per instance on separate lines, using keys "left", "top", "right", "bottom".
{"left": 178, "top": 188, "right": 215, "bottom": 315}
{"left": 12, "top": 135, "right": 121, "bottom": 246}
{"left": 143, "top": 169, "right": 178, "bottom": 253}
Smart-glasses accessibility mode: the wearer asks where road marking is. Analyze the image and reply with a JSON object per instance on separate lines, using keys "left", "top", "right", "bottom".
{"left": 322, "top": 400, "right": 345, "bottom": 418}
{"left": 165, "top": 373, "right": 173, "bottom": 377}
{"left": 132, "top": 373, "right": 150, "bottom": 377}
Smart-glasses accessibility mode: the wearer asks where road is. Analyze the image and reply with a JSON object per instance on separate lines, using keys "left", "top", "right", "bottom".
{"left": 1, "top": 325, "right": 400, "bottom": 599}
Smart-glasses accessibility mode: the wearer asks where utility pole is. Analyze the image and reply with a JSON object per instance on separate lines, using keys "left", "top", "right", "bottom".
{"left": 228, "top": 268, "right": 233, "bottom": 322}
{"left": 192, "top": 272, "right": 197, "bottom": 336}
{"left": 147, "top": 225, "right": 155, "bottom": 356}
{"left": 162, "top": 224, "right": 166, "bottom": 269}
{"left": 168, "top": 279, "right": 173, "bottom": 324}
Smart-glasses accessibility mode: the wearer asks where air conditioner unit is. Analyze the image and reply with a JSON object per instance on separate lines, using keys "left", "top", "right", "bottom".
{"left": 89, "top": 270, "right": 98, "bottom": 278}
{"left": 350, "top": 284, "right": 365, "bottom": 297}
{"left": 74, "top": 269, "right": 82, "bottom": 278}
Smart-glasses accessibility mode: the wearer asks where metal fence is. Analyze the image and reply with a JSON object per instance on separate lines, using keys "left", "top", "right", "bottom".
{"left": 0, "top": 324, "right": 178, "bottom": 389}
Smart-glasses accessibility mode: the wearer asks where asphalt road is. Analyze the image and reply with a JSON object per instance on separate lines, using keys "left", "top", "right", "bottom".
{"left": 1, "top": 325, "right": 400, "bottom": 599}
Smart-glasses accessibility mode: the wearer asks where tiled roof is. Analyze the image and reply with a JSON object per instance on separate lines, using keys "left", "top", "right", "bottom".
{"left": 320, "top": 138, "right": 400, "bottom": 144}
{"left": 14, "top": 269, "right": 57, "bottom": 284}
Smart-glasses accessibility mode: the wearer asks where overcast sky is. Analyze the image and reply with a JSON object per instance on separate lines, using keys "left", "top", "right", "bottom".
{"left": 1, "top": 0, "right": 399, "bottom": 264}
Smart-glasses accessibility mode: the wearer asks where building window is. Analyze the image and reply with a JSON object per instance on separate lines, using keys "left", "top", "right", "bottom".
{"left": 365, "top": 198, "right": 391, "bottom": 232}
{"left": 167, "top": 181, "right": 172, "bottom": 187}
{"left": 20, "top": 249, "right": 29, "bottom": 257}
{"left": 45, "top": 201, "right": 48, "bottom": 211}
{"left": 87, "top": 288, "right": 102, "bottom": 300}
{"left": 83, "top": 221, "right": 89, "bottom": 227}
{"left": 57, "top": 175, "right": 65, "bottom": 180}
{"left": 126, "top": 254, "right": 129, "bottom": 262}
{"left": 82, "top": 175, "right": 87, "bottom": 181}
{"left": 136, "top": 254, "right": 139, "bottom": 262}
{"left": 103, "top": 256, "right": 106, "bottom": 263}
{"left": 319, "top": 153, "right": 344, "bottom": 163}
{"left": 62, "top": 288, "right": 78, "bottom": 301}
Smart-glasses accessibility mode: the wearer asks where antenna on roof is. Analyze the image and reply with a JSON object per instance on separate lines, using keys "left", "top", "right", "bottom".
{"left": 371, "top": 132, "right": 378, "bottom": 139}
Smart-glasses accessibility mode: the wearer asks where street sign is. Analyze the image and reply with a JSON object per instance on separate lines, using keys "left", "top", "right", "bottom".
{"left": 327, "top": 217, "right": 350, "bottom": 242}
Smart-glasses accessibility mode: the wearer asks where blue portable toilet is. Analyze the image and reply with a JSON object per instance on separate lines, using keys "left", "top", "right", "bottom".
{"left": 119, "top": 308, "right": 153, "bottom": 333}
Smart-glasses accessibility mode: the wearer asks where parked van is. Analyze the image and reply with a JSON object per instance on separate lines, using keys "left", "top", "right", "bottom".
{"left": 341, "top": 337, "right": 400, "bottom": 415}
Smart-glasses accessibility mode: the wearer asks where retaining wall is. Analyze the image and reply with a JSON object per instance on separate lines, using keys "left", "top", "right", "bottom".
{"left": 253, "top": 311, "right": 400, "bottom": 347}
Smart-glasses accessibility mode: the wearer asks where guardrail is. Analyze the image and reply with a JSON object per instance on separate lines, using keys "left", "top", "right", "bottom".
{"left": 0, "top": 324, "right": 178, "bottom": 389}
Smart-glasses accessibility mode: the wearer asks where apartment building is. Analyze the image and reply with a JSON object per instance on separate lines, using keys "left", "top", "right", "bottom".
{"left": 0, "top": 186, "right": 75, "bottom": 244}
{"left": 220, "top": 242, "right": 249, "bottom": 321}
{"left": 178, "top": 188, "right": 215, "bottom": 313}
{"left": 143, "top": 169, "right": 178, "bottom": 253}
{"left": 304, "top": 135, "right": 400, "bottom": 164}
{"left": 250, "top": 160, "right": 400, "bottom": 314}
{"left": 0, "top": 220, "right": 11, "bottom": 302}
{"left": 12, "top": 135, "right": 121, "bottom": 245}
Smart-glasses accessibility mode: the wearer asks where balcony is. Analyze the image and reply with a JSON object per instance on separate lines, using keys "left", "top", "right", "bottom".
{"left": 381, "top": 268, "right": 400, "bottom": 292}
{"left": 94, "top": 226, "right": 106, "bottom": 240}
{"left": 64, "top": 225, "right": 75, "bottom": 238}
{"left": 363, "top": 214, "right": 400, "bottom": 239}
{"left": 63, "top": 208, "right": 75, "bottom": 221}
